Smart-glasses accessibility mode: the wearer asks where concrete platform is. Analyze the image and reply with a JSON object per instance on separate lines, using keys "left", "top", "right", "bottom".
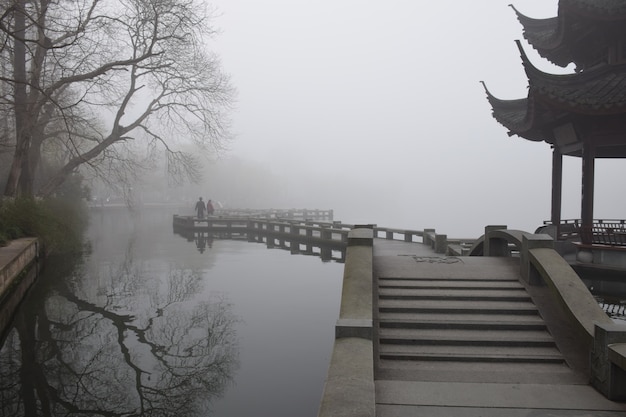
{"left": 377, "top": 380, "right": 626, "bottom": 416}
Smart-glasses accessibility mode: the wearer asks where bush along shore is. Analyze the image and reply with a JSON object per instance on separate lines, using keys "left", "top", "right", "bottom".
{"left": 0, "top": 197, "right": 87, "bottom": 339}
{"left": 0, "top": 197, "right": 88, "bottom": 253}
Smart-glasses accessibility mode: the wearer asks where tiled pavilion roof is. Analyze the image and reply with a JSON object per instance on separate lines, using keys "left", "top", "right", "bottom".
{"left": 519, "top": 43, "right": 626, "bottom": 115}
{"left": 484, "top": 1, "right": 626, "bottom": 157}
{"left": 484, "top": 42, "right": 626, "bottom": 127}
{"left": 512, "top": 1, "right": 626, "bottom": 69}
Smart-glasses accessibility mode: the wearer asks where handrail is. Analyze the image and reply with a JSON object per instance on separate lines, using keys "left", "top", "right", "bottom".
{"left": 472, "top": 225, "right": 626, "bottom": 400}
{"left": 470, "top": 226, "right": 611, "bottom": 342}
{"left": 528, "top": 247, "right": 612, "bottom": 343}
{"left": 215, "top": 208, "right": 334, "bottom": 221}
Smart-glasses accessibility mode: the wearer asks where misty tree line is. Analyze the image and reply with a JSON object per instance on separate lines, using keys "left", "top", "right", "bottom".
{"left": 0, "top": 0, "right": 233, "bottom": 199}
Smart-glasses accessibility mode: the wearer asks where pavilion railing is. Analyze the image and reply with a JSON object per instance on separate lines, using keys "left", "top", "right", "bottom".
{"left": 545, "top": 219, "right": 626, "bottom": 246}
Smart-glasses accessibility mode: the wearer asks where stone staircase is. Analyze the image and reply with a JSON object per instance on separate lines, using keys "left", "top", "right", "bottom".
{"left": 374, "top": 258, "right": 586, "bottom": 385}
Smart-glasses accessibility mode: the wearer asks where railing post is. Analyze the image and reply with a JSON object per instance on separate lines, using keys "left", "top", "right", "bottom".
{"left": 306, "top": 228, "right": 314, "bottom": 253}
{"left": 247, "top": 220, "right": 256, "bottom": 242}
{"left": 320, "top": 225, "right": 332, "bottom": 260}
{"left": 320, "top": 224, "right": 332, "bottom": 242}
{"left": 423, "top": 229, "right": 435, "bottom": 247}
{"left": 484, "top": 225, "right": 508, "bottom": 256}
{"left": 591, "top": 323, "right": 626, "bottom": 401}
{"left": 226, "top": 219, "right": 232, "bottom": 239}
{"left": 278, "top": 224, "right": 286, "bottom": 247}
{"left": 257, "top": 221, "right": 264, "bottom": 243}
{"left": 266, "top": 223, "right": 275, "bottom": 248}
{"left": 338, "top": 225, "right": 374, "bottom": 338}
{"left": 290, "top": 225, "right": 300, "bottom": 254}
{"left": 434, "top": 234, "right": 447, "bottom": 254}
{"left": 521, "top": 233, "right": 553, "bottom": 285}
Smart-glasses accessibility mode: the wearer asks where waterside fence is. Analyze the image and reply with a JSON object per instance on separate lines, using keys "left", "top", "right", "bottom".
{"left": 172, "top": 210, "right": 476, "bottom": 262}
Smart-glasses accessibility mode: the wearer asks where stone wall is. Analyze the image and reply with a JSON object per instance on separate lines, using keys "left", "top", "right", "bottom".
{"left": 0, "top": 238, "right": 40, "bottom": 335}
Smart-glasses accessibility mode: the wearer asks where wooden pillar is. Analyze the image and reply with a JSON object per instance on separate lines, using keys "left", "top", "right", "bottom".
{"left": 581, "top": 143, "right": 595, "bottom": 244}
{"left": 551, "top": 147, "right": 563, "bottom": 227}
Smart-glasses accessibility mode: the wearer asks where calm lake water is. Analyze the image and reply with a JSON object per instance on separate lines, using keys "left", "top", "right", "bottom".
{"left": 0, "top": 208, "right": 344, "bottom": 416}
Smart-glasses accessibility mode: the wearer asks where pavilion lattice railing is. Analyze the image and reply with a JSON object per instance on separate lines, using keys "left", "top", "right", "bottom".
{"left": 546, "top": 219, "right": 626, "bottom": 246}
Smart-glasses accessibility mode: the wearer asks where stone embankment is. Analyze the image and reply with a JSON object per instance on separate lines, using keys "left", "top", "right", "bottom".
{"left": 0, "top": 238, "right": 41, "bottom": 334}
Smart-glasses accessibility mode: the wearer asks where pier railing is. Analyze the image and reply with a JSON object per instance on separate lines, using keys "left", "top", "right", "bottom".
{"left": 173, "top": 215, "right": 350, "bottom": 262}
{"left": 173, "top": 214, "right": 476, "bottom": 260}
{"left": 214, "top": 208, "right": 334, "bottom": 221}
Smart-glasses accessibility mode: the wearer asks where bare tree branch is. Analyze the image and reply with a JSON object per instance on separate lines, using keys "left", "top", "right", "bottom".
{"left": 0, "top": 0, "right": 234, "bottom": 198}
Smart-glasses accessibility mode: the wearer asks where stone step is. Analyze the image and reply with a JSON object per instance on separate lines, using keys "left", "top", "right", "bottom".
{"left": 375, "top": 380, "right": 626, "bottom": 414}
{"left": 377, "top": 274, "right": 521, "bottom": 282}
{"left": 378, "top": 317, "right": 547, "bottom": 331}
{"left": 378, "top": 344, "right": 565, "bottom": 364}
{"left": 378, "top": 312, "right": 545, "bottom": 324}
{"left": 376, "top": 360, "right": 585, "bottom": 384}
{"left": 378, "top": 328, "right": 556, "bottom": 347}
{"left": 378, "top": 288, "right": 531, "bottom": 302}
{"left": 378, "top": 299, "right": 539, "bottom": 315}
{"left": 378, "top": 278, "right": 525, "bottom": 289}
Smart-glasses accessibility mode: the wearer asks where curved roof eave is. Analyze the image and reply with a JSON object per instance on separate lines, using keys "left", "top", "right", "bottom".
{"left": 511, "top": 1, "right": 626, "bottom": 68}
{"left": 516, "top": 41, "right": 626, "bottom": 115}
{"left": 510, "top": 4, "right": 571, "bottom": 68}
{"left": 510, "top": 5, "right": 563, "bottom": 50}
{"left": 480, "top": 81, "right": 545, "bottom": 141}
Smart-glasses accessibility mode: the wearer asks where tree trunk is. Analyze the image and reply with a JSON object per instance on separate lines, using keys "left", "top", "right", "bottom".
{"left": 4, "top": 0, "right": 30, "bottom": 198}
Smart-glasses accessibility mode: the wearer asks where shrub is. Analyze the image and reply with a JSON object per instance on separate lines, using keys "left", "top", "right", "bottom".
{"left": 0, "top": 197, "right": 88, "bottom": 253}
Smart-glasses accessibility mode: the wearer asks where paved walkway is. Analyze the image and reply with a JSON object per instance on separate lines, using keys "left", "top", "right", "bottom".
{"left": 372, "top": 239, "right": 626, "bottom": 416}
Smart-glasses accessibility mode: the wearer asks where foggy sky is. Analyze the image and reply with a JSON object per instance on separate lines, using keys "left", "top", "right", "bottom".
{"left": 203, "top": 0, "right": 625, "bottom": 238}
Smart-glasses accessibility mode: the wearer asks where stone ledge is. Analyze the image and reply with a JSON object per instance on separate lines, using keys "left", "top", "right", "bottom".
{"left": 609, "top": 343, "right": 626, "bottom": 371}
{"left": 317, "top": 338, "right": 375, "bottom": 417}
{"left": 336, "top": 318, "right": 373, "bottom": 340}
{"left": 0, "top": 238, "right": 39, "bottom": 299}
{"left": 348, "top": 228, "right": 373, "bottom": 247}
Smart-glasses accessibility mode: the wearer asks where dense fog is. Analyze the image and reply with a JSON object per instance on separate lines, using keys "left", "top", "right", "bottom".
{"left": 100, "top": 0, "right": 626, "bottom": 238}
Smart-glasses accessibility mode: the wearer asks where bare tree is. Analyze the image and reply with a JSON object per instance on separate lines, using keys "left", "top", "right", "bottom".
{"left": 0, "top": 0, "right": 233, "bottom": 198}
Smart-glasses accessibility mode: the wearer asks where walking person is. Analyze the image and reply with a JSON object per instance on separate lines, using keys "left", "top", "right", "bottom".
{"left": 206, "top": 199, "right": 215, "bottom": 216}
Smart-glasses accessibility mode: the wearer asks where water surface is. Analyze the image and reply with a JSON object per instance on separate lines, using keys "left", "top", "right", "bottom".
{"left": 0, "top": 208, "right": 343, "bottom": 416}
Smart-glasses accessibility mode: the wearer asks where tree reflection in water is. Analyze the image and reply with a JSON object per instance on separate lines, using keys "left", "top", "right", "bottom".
{"left": 0, "top": 242, "right": 239, "bottom": 416}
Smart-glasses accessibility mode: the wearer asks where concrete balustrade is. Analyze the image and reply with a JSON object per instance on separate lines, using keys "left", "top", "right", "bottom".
{"left": 478, "top": 225, "right": 626, "bottom": 401}
{"left": 318, "top": 226, "right": 375, "bottom": 417}
{"left": 591, "top": 324, "right": 626, "bottom": 400}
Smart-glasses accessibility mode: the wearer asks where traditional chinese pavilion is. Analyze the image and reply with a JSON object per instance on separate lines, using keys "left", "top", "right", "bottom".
{"left": 483, "top": 0, "right": 626, "bottom": 263}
